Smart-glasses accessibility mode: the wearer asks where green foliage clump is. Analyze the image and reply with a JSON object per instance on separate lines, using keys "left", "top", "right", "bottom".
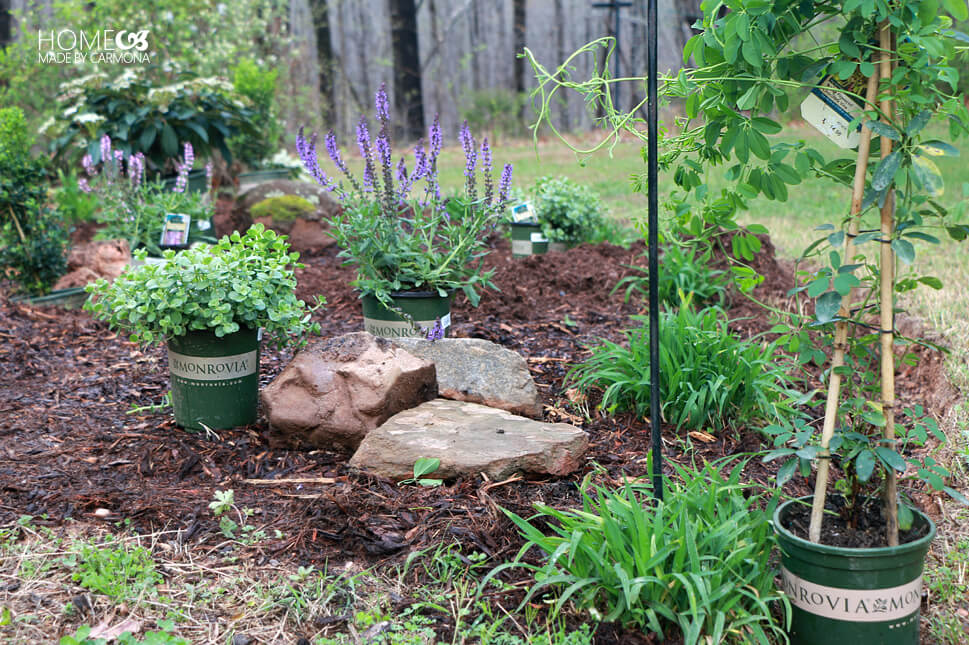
{"left": 490, "top": 459, "right": 789, "bottom": 645}
{"left": 66, "top": 535, "right": 161, "bottom": 600}
{"left": 85, "top": 224, "right": 323, "bottom": 348}
{"left": 0, "top": 107, "right": 68, "bottom": 295}
{"left": 48, "top": 72, "right": 256, "bottom": 174}
{"left": 230, "top": 59, "right": 283, "bottom": 169}
{"left": 531, "top": 176, "right": 610, "bottom": 245}
{"left": 250, "top": 195, "right": 316, "bottom": 223}
{"left": 568, "top": 295, "right": 794, "bottom": 431}
{"left": 614, "top": 242, "right": 728, "bottom": 308}
{"left": 60, "top": 621, "right": 188, "bottom": 645}
{"left": 54, "top": 169, "right": 99, "bottom": 223}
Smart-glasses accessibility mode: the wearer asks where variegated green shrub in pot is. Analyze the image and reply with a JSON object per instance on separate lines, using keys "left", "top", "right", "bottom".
{"left": 85, "top": 225, "right": 322, "bottom": 431}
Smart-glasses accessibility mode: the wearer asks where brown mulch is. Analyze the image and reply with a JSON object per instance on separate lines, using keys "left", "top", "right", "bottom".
{"left": 0, "top": 231, "right": 957, "bottom": 642}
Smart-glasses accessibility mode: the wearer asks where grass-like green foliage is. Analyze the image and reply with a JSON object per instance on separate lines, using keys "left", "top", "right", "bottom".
{"left": 488, "top": 459, "right": 789, "bottom": 644}
{"left": 66, "top": 536, "right": 162, "bottom": 601}
{"left": 614, "top": 242, "right": 728, "bottom": 308}
{"left": 567, "top": 295, "right": 793, "bottom": 431}
{"left": 250, "top": 195, "right": 316, "bottom": 223}
{"left": 85, "top": 224, "right": 322, "bottom": 348}
{"left": 531, "top": 176, "right": 612, "bottom": 245}
{"left": 0, "top": 106, "right": 68, "bottom": 295}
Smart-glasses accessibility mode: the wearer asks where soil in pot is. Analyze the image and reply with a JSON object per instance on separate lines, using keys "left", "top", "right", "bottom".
{"left": 783, "top": 495, "right": 931, "bottom": 548}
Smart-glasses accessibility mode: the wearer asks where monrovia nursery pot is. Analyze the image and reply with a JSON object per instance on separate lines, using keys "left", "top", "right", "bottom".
{"left": 167, "top": 327, "right": 260, "bottom": 431}
{"left": 237, "top": 168, "right": 292, "bottom": 193}
{"left": 161, "top": 168, "right": 207, "bottom": 194}
{"left": 11, "top": 287, "right": 88, "bottom": 309}
{"left": 361, "top": 291, "right": 452, "bottom": 339}
{"left": 773, "top": 496, "right": 936, "bottom": 645}
{"left": 510, "top": 221, "right": 549, "bottom": 257}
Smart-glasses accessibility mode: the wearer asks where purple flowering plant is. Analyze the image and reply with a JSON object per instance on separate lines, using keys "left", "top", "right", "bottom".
{"left": 296, "top": 84, "right": 513, "bottom": 310}
{"left": 80, "top": 136, "right": 212, "bottom": 253}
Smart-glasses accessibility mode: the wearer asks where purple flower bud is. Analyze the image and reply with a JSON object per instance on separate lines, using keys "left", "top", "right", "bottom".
{"left": 78, "top": 177, "right": 92, "bottom": 193}
{"left": 424, "top": 318, "right": 445, "bottom": 341}
{"left": 375, "top": 82, "right": 390, "bottom": 124}
{"left": 100, "top": 134, "right": 111, "bottom": 165}
{"left": 296, "top": 127, "right": 337, "bottom": 192}
{"left": 498, "top": 163, "right": 513, "bottom": 204}
{"left": 82, "top": 154, "right": 95, "bottom": 176}
{"left": 429, "top": 115, "right": 442, "bottom": 159}
{"left": 182, "top": 142, "right": 195, "bottom": 170}
{"left": 481, "top": 138, "right": 494, "bottom": 205}
{"left": 356, "top": 117, "right": 375, "bottom": 191}
{"left": 412, "top": 140, "right": 428, "bottom": 181}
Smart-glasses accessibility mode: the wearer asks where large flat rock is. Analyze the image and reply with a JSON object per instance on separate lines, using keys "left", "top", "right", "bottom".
{"left": 391, "top": 338, "right": 542, "bottom": 418}
{"left": 349, "top": 399, "right": 588, "bottom": 481}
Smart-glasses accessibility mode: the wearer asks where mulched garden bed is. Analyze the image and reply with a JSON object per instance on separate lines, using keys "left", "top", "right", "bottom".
{"left": 0, "top": 230, "right": 957, "bottom": 643}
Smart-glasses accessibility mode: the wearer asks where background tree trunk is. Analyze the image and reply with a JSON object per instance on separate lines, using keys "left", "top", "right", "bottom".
{"left": 389, "top": 0, "right": 424, "bottom": 139}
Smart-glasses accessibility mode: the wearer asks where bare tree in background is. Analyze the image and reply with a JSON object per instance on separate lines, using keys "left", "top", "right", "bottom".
{"left": 389, "top": 0, "right": 424, "bottom": 139}
{"left": 311, "top": 0, "right": 335, "bottom": 126}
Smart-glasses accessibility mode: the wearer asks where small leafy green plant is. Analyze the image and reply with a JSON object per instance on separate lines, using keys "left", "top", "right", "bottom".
{"left": 530, "top": 176, "right": 610, "bottom": 246}
{"left": 397, "top": 457, "right": 443, "bottom": 487}
{"left": 568, "top": 294, "right": 795, "bottom": 431}
{"left": 230, "top": 59, "right": 283, "bottom": 169}
{"left": 485, "top": 459, "right": 789, "bottom": 644}
{"left": 85, "top": 224, "right": 322, "bottom": 347}
{"left": 63, "top": 535, "right": 161, "bottom": 601}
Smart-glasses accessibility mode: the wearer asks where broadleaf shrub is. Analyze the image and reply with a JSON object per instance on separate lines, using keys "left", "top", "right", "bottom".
{"left": 531, "top": 176, "right": 612, "bottom": 245}
{"left": 486, "top": 458, "right": 790, "bottom": 644}
{"left": 567, "top": 295, "right": 794, "bottom": 430}
{"left": 0, "top": 107, "right": 68, "bottom": 295}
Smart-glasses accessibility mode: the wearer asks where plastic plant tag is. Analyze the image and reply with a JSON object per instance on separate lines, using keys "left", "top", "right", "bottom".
{"left": 801, "top": 76, "right": 865, "bottom": 149}
{"left": 160, "top": 213, "right": 191, "bottom": 248}
{"left": 530, "top": 231, "right": 549, "bottom": 243}
{"left": 510, "top": 202, "right": 537, "bottom": 223}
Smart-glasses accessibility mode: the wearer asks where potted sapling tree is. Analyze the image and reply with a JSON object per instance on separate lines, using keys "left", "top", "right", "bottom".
{"left": 85, "top": 224, "right": 322, "bottom": 431}
{"left": 296, "top": 83, "right": 513, "bottom": 339}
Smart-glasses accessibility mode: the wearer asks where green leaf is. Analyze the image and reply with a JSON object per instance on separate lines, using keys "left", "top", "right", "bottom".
{"left": 777, "top": 459, "right": 798, "bottom": 487}
{"left": 918, "top": 140, "right": 960, "bottom": 157}
{"left": 942, "top": 0, "right": 969, "bottom": 21}
{"left": 906, "top": 110, "right": 931, "bottom": 136}
{"left": 912, "top": 154, "right": 945, "bottom": 197}
{"left": 891, "top": 239, "right": 916, "bottom": 264}
{"left": 751, "top": 117, "right": 782, "bottom": 134}
{"left": 413, "top": 457, "right": 441, "bottom": 479}
{"left": 833, "top": 273, "right": 860, "bottom": 296}
{"left": 918, "top": 276, "right": 943, "bottom": 289}
{"left": 807, "top": 275, "right": 829, "bottom": 298}
{"left": 866, "top": 121, "right": 901, "bottom": 141}
{"left": 815, "top": 291, "right": 842, "bottom": 323}
{"left": 855, "top": 450, "right": 876, "bottom": 482}
{"left": 897, "top": 502, "right": 913, "bottom": 531}
{"left": 875, "top": 446, "right": 907, "bottom": 472}
{"left": 872, "top": 151, "right": 901, "bottom": 191}
{"left": 748, "top": 129, "right": 771, "bottom": 160}
{"left": 160, "top": 122, "right": 178, "bottom": 157}
{"left": 741, "top": 38, "right": 762, "bottom": 68}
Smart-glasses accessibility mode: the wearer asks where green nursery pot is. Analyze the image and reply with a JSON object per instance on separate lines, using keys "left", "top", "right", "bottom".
{"left": 509, "top": 222, "right": 548, "bottom": 257}
{"left": 361, "top": 291, "right": 452, "bottom": 339}
{"left": 166, "top": 327, "right": 260, "bottom": 431}
{"left": 773, "top": 496, "right": 936, "bottom": 645}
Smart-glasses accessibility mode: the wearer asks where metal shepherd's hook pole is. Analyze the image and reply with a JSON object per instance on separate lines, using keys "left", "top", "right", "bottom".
{"left": 646, "top": 0, "right": 662, "bottom": 500}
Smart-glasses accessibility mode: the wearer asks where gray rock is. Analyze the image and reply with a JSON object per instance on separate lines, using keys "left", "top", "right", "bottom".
{"left": 391, "top": 338, "right": 542, "bottom": 418}
{"left": 349, "top": 399, "right": 588, "bottom": 481}
{"left": 261, "top": 332, "right": 437, "bottom": 450}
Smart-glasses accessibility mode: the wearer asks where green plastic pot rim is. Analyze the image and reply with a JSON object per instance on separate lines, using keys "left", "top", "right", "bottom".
{"left": 10, "top": 286, "right": 88, "bottom": 303}
{"left": 773, "top": 495, "right": 937, "bottom": 558}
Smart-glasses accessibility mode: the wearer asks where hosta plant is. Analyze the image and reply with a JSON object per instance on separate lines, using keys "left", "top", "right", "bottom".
{"left": 84, "top": 224, "right": 322, "bottom": 348}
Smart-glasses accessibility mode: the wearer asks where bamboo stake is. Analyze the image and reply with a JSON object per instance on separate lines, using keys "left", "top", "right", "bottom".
{"left": 879, "top": 22, "right": 899, "bottom": 547}
{"left": 807, "top": 68, "right": 881, "bottom": 543}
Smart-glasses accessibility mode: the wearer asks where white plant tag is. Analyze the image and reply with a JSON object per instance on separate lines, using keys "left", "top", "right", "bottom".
{"left": 510, "top": 202, "right": 536, "bottom": 223}
{"left": 800, "top": 76, "right": 863, "bottom": 149}
{"left": 530, "top": 232, "right": 548, "bottom": 243}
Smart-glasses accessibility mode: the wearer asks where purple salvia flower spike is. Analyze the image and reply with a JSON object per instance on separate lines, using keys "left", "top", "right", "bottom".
{"left": 82, "top": 154, "right": 95, "bottom": 176}
{"left": 481, "top": 137, "right": 494, "bottom": 205}
{"left": 296, "top": 128, "right": 337, "bottom": 192}
{"left": 100, "top": 134, "right": 111, "bottom": 166}
{"left": 78, "top": 177, "right": 92, "bottom": 193}
{"left": 356, "top": 116, "right": 375, "bottom": 192}
{"left": 498, "top": 163, "right": 513, "bottom": 204}
{"left": 375, "top": 82, "right": 390, "bottom": 125}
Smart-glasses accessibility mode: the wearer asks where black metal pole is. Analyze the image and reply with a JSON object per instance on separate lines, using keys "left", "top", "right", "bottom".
{"left": 646, "top": 0, "right": 663, "bottom": 500}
